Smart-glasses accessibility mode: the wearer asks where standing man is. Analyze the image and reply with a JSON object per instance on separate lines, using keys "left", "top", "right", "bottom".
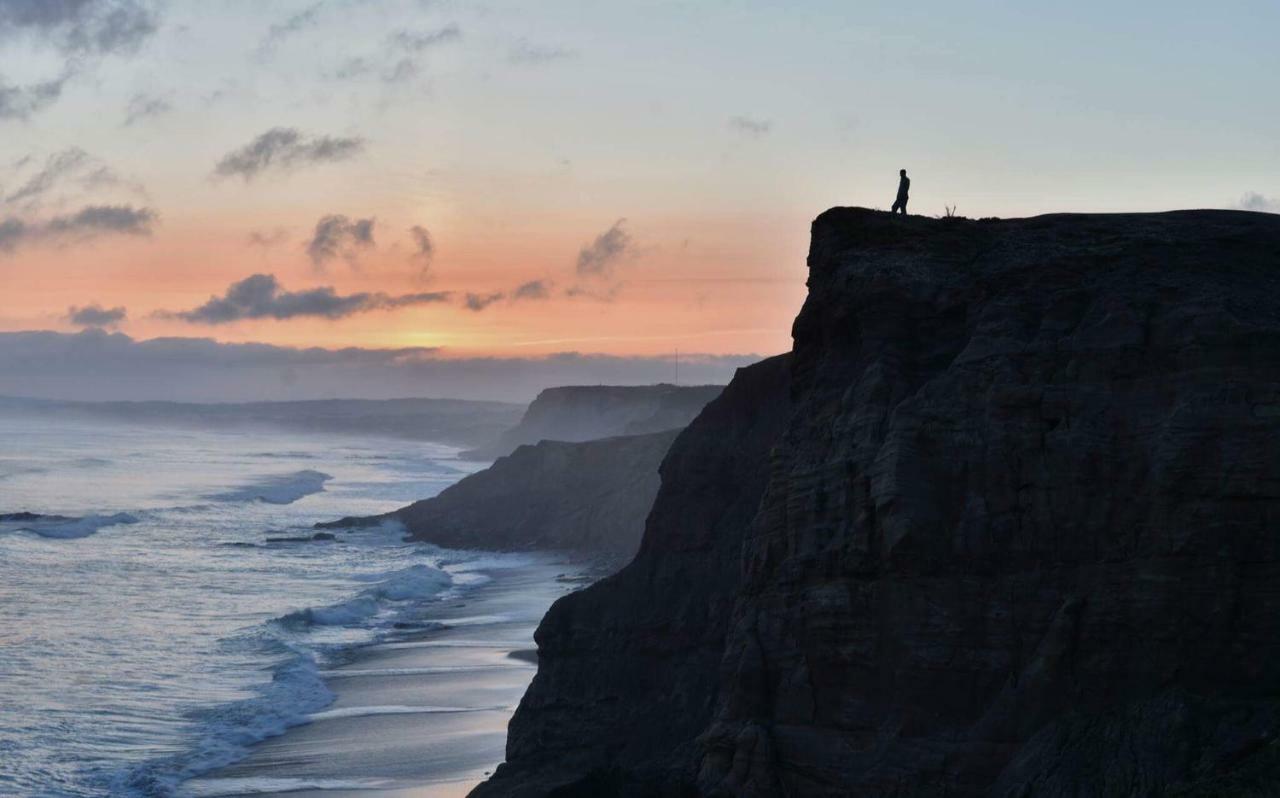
{"left": 891, "top": 169, "right": 910, "bottom": 215}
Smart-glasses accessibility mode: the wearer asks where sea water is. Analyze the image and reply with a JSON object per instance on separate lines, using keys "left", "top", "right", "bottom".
{"left": 0, "top": 413, "right": 502, "bottom": 797}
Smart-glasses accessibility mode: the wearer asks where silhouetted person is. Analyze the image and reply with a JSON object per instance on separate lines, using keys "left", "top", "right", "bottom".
{"left": 891, "top": 169, "right": 910, "bottom": 215}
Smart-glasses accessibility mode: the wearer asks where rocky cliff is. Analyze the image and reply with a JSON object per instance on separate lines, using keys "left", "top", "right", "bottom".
{"left": 462, "top": 384, "right": 723, "bottom": 460}
{"left": 476, "top": 208, "right": 1280, "bottom": 797}
{"left": 322, "top": 430, "right": 679, "bottom": 558}
{"left": 473, "top": 353, "right": 792, "bottom": 797}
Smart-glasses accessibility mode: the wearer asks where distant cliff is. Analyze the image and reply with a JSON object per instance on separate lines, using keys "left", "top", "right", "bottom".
{"left": 461, "top": 384, "right": 723, "bottom": 460}
{"left": 476, "top": 208, "right": 1280, "bottom": 796}
{"left": 322, "top": 429, "right": 679, "bottom": 558}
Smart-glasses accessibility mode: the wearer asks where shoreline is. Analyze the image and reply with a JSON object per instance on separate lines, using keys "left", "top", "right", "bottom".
{"left": 181, "top": 553, "right": 587, "bottom": 798}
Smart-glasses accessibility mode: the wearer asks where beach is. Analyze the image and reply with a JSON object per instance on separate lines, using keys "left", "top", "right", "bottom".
{"left": 183, "top": 556, "right": 584, "bottom": 798}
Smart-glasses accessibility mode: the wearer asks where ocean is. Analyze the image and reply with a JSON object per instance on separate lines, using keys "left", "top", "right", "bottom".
{"left": 0, "top": 413, "right": 543, "bottom": 797}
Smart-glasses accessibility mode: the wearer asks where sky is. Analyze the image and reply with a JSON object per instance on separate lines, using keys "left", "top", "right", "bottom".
{"left": 0, "top": 0, "right": 1277, "bottom": 401}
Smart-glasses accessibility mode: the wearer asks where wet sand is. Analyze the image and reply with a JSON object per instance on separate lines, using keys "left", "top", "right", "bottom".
{"left": 183, "top": 557, "right": 586, "bottom": 798}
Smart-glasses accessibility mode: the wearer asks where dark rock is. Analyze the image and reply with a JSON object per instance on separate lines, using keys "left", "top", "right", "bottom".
{"left": 473, "top": 354, "right": 791, "bottom": 797}
{"left": 324, "top": 430, "right": 682, "bottom": 558}
{"left": 311, "top": 532, "right": 336, "bottom": 541}
{"left": 475, "top": 208, "right": 1280, "bottom": 797}
{"left": 461, "top": 384, "right": 723, "bottom": 460}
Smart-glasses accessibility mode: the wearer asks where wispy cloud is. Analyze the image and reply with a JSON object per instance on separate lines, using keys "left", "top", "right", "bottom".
{"left": 213, "top": 128, "right": 365, "bottom": 181}
{"left": 247, "top": 228, "right": 289, "bottom": 248}
{"left": 409, "top": 224, "right": 434, "bottom": 274}
{"left": 512, "top": 279, "right": 551, "bottom": 300}
{"left": 0, "top": 1, "right": 157, "bottom": 120}
{"left": 575, "top": 219, "right": 632, "bottom": 278}
{"left": 166, "top": 273, "right": 451, "bottom": 324}
{"left": 390, "top": 24, "right": 462, "bottom": 52}
{"left": 0, "top": 75, "right": 68, "bottom": 121}
{"left": 306, "top": 214, "right": 375, "bottom": 268}
{"left": 461, "top": 280, "right": 554, "bottom": 312}
{"left": 123, "top": 93, "right": 171, "bottom": 126}
{"left": 257, "top": 2, "right": 324, "bottom": 58}
{"left": 0, "top": 0, "right": 158, "bottom": 56}
{"left": 4, "top": 147, "right": 143, "bottom": 210}
{"left": 67, "top": 303, "right": 127, "bottom": 328}
{"left": 0, "top": 204, "right": 156, "bottom": 253}
{"left": 1239, "top": 192, "right": 1280, "bottom": 214}
{"left": 508, "top": 39, "right": 577, "bottom": 65}
{"left": 729, "top": 115, "right": 771, "bottom": 136}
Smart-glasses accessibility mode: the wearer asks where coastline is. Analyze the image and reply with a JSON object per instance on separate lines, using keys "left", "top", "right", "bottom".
{"left": 182, "top": 553, "right": 588, "bottom": 798}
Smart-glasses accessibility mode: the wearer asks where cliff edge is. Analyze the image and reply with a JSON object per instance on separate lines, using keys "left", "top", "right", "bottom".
{"left": 462, "top": 383, "right": 723, "bottom": 460}
{"left": 477, "top": 208, "right": 1280, "bottom": 797}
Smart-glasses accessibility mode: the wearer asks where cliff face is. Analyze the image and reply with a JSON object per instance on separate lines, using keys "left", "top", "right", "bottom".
{"left": 322, "top": 430, "right": 679, "bottom": 558}
{"left": 478, "top": 208, "right": 1280, "bottom": 797}
{"left": 462, "top": 384, "right": 723, "bottom": 460}
{"left": 473, "top": 354, "right": 791, "bottom": 797}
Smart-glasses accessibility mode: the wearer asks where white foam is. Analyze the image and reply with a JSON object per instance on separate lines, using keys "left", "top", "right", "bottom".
{"left": 6, "top": 512, "right": 140, "bottom": 539}
{"left": 361, "top": 564, "right": 453, "bottom": 601}
{"left": 275, "top": 564, "right": 453, "bottom": 629}
{"left": 181, "top": 776, "right": 392, "bottom": 796}
{"left": 319, "top": 664, "right": 519, "bottom": 678}
{"left": 306, "top": 704, "right": 503, "bottom": 721}
{"left": 208, "top": 470, "right": 332, "bottom": 505}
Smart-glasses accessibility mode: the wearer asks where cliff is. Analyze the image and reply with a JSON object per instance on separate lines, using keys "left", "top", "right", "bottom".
{"left": 476, "top": 208, "right": 1280, "bottom": 797}
{"left": 461, "top": 384, "right": 723, "bottom": 460}
{"left": 322, "top": 429, "right": 679, "bottom": 558}
{"left": 474, "top": 353, "right": 792, "bottom": 797}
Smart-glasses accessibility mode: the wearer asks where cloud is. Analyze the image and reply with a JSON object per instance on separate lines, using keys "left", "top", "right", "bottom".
{"left": 247, "top": 228, "right": 289, "bottom": 248}
{"left": 0, "top": 74, "right": 68, "bottom": 120}
{"left": 0, "top": 204, "right": 156, "bottom": 253}
{"left": 575, "top": 219, "right": 632, "bottom": 278}
{"left": 729, "top": 115, "right": 772, "bottom": 136}
{"left": 0, "top": 0, "right": 158, "bottom": 56}
{"left": 0, "top": 1, "right": 155, "bottom": 120}
{"left": 306, "top": 214, "right": 375, "bottom": 268}
{"left": 464, "top": 292, "right": 504, "bottom": 312}
{"left": 390, "top": 23, "right": 461, "bottom": 52}
{"left": 5, "top": 147, "right": 91, "bottom": 205}
{"left": 0, "top": 329, "right": 759, "bottom": 403}
{"left": 1239, "top": 192, "right": 1280, "bottom": 214}
{"left": 257, "top": 2, "right": 323, "bottom": 57}
{"left": 408, "top": 224, "right": 433, "bottom": 271}
{"left": 508, "top": 39, "right": 576, "bottom": 64}
{"left": 512, "top": 279, "right": 551, "bottom": 300}
{"left": 167, "top": 273, "right": 451, "bottom": 324}
{"left": 460, "top": 280, "right": 553, "bottom": 312}
{"left": 66, "top": 303, "right": 126, "bottom": 328}
{"left": 123, "top": 92, "right": 170, "bottom": 125}
{"left": 213, "top": 128, "right": 365, "bottom": 181}
{"left": 3, "top": 147, "right": 142, "bottom": 210}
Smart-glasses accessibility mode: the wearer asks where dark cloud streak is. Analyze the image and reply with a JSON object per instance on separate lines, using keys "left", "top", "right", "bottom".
{"left": 67, "top": 303, "right": 126, "bottom": 328}
{"left": 306, "top": 214, "right": 375, "bottom": 268}
{"left": 575, "top": 219, "right": 631, "bottom": 277}
{"left": 213, "top": 128, "right": 365, "bottom": 181}
{"left": 0, "top": 204, "right": 156, "bottom": 253}
{"left": 168, "top": 273, "right": 450, "bottom": 324}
